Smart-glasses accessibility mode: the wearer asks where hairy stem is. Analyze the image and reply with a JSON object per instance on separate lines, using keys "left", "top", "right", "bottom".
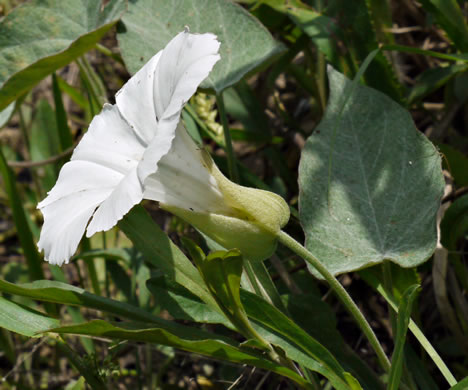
{"left": 277, "top": 230, "right": 391, "bottom": 372}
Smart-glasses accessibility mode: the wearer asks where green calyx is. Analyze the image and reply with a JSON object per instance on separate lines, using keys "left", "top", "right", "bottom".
{"left": 162, "top": 152, "right": 290, "bottom": 260}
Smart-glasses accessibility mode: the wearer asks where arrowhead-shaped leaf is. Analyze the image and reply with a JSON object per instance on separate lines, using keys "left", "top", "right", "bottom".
{"left": 299, "top": 68, "right": 444, "bottom": 276}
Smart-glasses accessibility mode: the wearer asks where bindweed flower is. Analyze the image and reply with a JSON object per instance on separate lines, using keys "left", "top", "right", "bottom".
{"left": 38, "top": 29, "right": 289, "bottom": 266}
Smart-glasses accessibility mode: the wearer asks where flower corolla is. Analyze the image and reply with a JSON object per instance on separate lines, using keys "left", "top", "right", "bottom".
{"left": 37, "top": 30, "right": 289, "bottom": 266}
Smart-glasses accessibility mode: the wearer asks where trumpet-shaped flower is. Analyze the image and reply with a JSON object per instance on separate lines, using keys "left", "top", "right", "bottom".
{"left": 38, "top": 30, "right": 289, "bottom": 266}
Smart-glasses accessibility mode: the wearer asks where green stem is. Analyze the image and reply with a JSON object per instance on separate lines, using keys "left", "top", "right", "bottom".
{"left": 185, "top": 104, "right": 224, "bottom": 146}
{"left": 277, "top": 230, "right": 391, "bottom": 373}
{"left": 81, "top": 238, "right": 101, "bottom": 296}
{"left": 95, "top": 43, "right": 125, "bottom": 65}
{"left": 243, "top": 259, "right": 263, "bottom": 296}
{"left": 56, "top": 336, "right": 106, "bottom": 390}
{"left": 371, "top": 277, "right": 458, "bottom": 386}
{"left": 216, "top": 93, "right": 239, "bottom": 182}
{"left": 382, "top": 265, "right": 418, "bottom": 390}
{"left": 246, "top": 258, "right": 288, "bottom": 314}
{"left": 382, "top": 262, "right": 397, "bottom": 336}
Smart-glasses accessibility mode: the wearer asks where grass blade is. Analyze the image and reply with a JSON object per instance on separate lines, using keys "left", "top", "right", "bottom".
{"left": 387, "top": 284, "right": 420, "bottom": 390}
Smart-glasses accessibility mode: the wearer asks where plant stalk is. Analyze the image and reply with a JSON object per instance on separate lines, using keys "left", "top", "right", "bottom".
{"left": 216, "top": 92, "right": 239, "bottom": 183}
{"left": 277, "top": 230, "right": 391, "bottom": 373}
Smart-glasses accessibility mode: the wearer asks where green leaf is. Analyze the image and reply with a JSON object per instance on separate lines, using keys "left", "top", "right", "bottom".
{"left": 405, "top": 346, "right": 439, "bottom": 390}
{"left": 345, "top": 373, "right": 364, "bottom": 390}
{"left": 284, "top": 293, "right": 384, "bottom": 390}
{"left": 262, "top": 0, "right": 343, "bottom": 67}
{"left": 107, "top": 261, "right": 134, "bottom": 303}
{"left": 407, "top": 64, "right": 468, "bottom": 104}
{"left": 52, "top": 319, "right": 310, "bottom": 388}
{"left": 118, "top": 205, "right": 218, "bottom": 309}
{"left": 299, "top": 67, "right": 445, "bottom": 276}
{"left": 265, "top": 0, "right": 402, "bottom": 100}
{"left": 0, "top": 296, "right": 59, "bottom": 337}
{"left": 146, "top": 276, "right": 227, "bottom": 324}
{"left": 438, "top": 143, "right": 468, "bottom": 186}
{"left": 0, "top": 278, "right": 166, "bottom": 326}
{"left": 325, "top": 0, "right": 402, "bottom": 101}
{"left": 56, "top": 75, "right": 88, "bottom": 110}
{"left": 0, "top": 148, "right": 44, "bottom": 281}
{"left": 65, "top": 377, "right": 86, "bottom": 390}
{"left": 56, "top": 340, "right": 105, "bottom": 390}
{"left": 224, "top": 81, "right": 271, "bottom": 137}
{"left": 0, "top": 329, "right": 15, "bottom": 363}
{"left": 52, "top": 73, "right": 73, "bottom": 151}
{"left": 0, "top": 0, "right": 126, "bottom": 111}
{"left": 1, "top": 279, "right": 310, "bottom": 387}
{"left": 360, "top": 269, "right": 458, "bottom": 386}
{"left": 146, "top": 275, "right": 356, "bottom": 388}
{"left": 29, "top": 99, "right": 61, "bottom": 191}
{"left": 73, "top": 248, "right": 132, "bottom": 263}
{"left": 419, "top": 0, "right": 468, "bottom": 52}
{"left": 440, "top": 194, "right": 468, "bottom": 250}
{"left": 0, "top": 101, "right": 14, "bottom": 128}
{"left": 117, "top": 0, "right": 284, "bottom": 93}
{"left": 387, "top": 284, "right": 420, "bottom": 390}
{"left": 383, "top": 44, "right": 468, "bottom": 63}
{"left": 450, "top": 376, "right": 468, "bottom": 390}
{"left": 196, "top": 249, "right": 244, "bottom": 318}
{"left": 241, "top": 290, "right": 353, "bottom": 389}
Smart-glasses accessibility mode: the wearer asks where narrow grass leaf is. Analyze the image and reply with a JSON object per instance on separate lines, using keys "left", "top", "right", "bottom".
{"left": 0, "top": 148, "right": 44, "bottom": 280}
{"left": 418, "top": 0, "right": 468, "bottom": 52}
{"left": 405, "top": 345, "right": 439, "bottom": 390}
{"left": 440, "top": 195, "right": 468, "bottom": 252}
{"left": 383, "top": 44, "right": 468, "bottom": 62}
{"left": 437, "top": 143, "right": 468, "bottom": 187}
{"left": 408, "top": 64, "right": 468, "bottom": 104}
{"left": 52, "top": 73, "right": 73, "bottom": 151}
{"left": 360, "top": 269, "right": 457, "bottom": 386}
{"left": 387, "top": 284, "right": 420, "bottom": 390}
{"left": 29, "top": 99, "right": 61, "bottom": 192}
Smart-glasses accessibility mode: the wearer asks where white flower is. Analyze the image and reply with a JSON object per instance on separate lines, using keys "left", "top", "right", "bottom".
{"left": 38, "top": 30, "right": 290, "bottom": 267}
{"left": 38, "top": 30, "right": 221, "bottom": 265}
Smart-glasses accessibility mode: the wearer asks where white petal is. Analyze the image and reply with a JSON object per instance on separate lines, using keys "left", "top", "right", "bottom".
{"left": 154, "top": 31, "right": 220, "bottom": 120}
{"left": 38, "top": 104, "right": 145, "bottom": 265}
{"left": 143, "top": 124, "right": 230, "bottom": 214}
{"left": 115, "top": 52, "right": 162, "bottom": 145}
{"left": 137, "top": 31, "right": 220, "bottom": 184}
{"left": 37, "top": 162, "right": 118, "bottom": 265}
{"left": 73, "top": 104, "right": 145, "bottom": 174}
{"left": 136, "top": 118, "right": 179, "bottom": 185}
{"left": 86, "top": 167, "right": 143, "bottom": 236}
{"left": 38, "top": 161, "right": 123, "bottom": 209}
